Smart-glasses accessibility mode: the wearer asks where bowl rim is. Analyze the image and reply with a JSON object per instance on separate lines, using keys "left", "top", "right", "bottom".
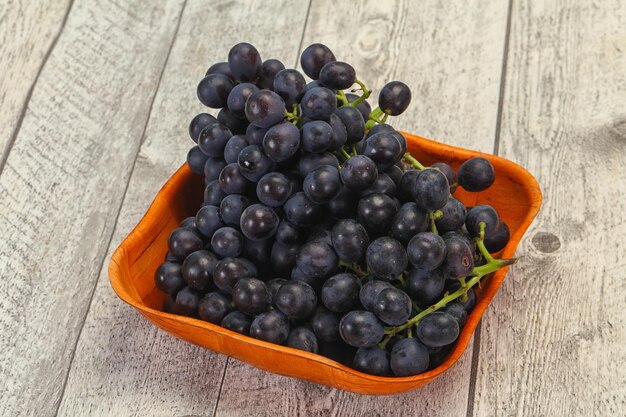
{"left": 109, "top": 132, "right": 542, "bottom": 386}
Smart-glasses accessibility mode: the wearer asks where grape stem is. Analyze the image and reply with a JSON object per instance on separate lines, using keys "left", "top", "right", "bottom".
{"left": 351, "top": 144, "right": 358, "bottom": 156}
{"left": 340, "top": 147, "right": 351, "bottom": 160}
{"left": 348, "top": 79, "right": 371, "bottom": 108}
{"left": 336, "top": 90, "right": 349, "bottom": 106}
{"left": 428, "top": 210, "right": 443, "bottom": 234}
{"left": 403, "top": 153, "right": 426, "bottom": 170}
{"left": 338, "top": 260, "right": 367, "bottom": 277}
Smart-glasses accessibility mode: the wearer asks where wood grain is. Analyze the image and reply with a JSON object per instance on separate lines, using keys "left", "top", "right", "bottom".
{"left": 0, "top": 0, "right": 186, "bottom": 415}
{"left": 472, "top": 0, "right": 626, "bottom": 416}
{"left": 0, "top": 0, "right": 72, "bottom": 163}
{"left": 214, "top": 0, "right": 511, "bottom": 414}
{"left": 56, "top": 0, "right": 311, "bottom": 415}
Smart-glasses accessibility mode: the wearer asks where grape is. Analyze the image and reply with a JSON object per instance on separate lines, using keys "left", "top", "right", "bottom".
{"left": 301, "top": 120, "right": 334, "bottom": 153}
{"left": 245, "top": 90, "right": 286, "bottom": 128}
{"left": 218, "top": 163, "right": 252, "bottom": 195}
{"left": 246, "top": 124, "right": 268, "bottom": 146}
{"left": 154, "top": 262, "right": 185, "bottom": 295}
{"left": 217, "top": 107, "right": 249, "bottom": 135}
{"left": 378, "top": 81, "right": 411, "bottom": 116}
{"left": 228, "top": 42, "right": 262, "bottom": 82}
{"left": 206, "top": 61, "right": 234, "bottom": 79}
{"left": 204, "top": 157, "right": 227, "bottom": 182}
{"left": 195, "top": 205, "right": 224, "bottom": 239}
{"left": 221, "top": 310, "right": 253, "bottom": 335}
{"left": 333, "top": 107, "right": 365, "bottom": 145}
{"left": 298, "top": 152, "right": 339, "bottom": 177}
{"left": 407, "top": 232, "right": 447, "bottom": 270}
{"left": 210, "top": 227, "right": 244, "bottom": 258}
{"left": 223, "top": 135, "right": 249, "bottom": 164}
{"left": 357, "top": 193, "right": 398, "bottom": 237}
{"left": 353, "top": 346, "right": 391, "bottom": 376}
{"left": 373, "top": 287, "right": 412, "bottom": 325}
{"left": 204, "top": 180, "right": 227, "bottom": 205}
{"left": 267, "top": 278, "right": 287, "bottom": 305}
{"left": 398, "top": 169, "right": 420, "bottom": 201}
{"left": 273, "top": 69, "right": 306, "bottom": 107}
{"left": 413, "top": 168, "right": 450, "bottom": 210}
{"left": 442, "top": 235, "right": 474, "bottom": 279}
{"left": 227, "top": 83, "right": 259, "bottom": 117}
{"left": 385, "top": 164, "right": 404, "bottom": 186}
{"left": 174, "top": 286, "right": 202, "bottom": 318}
{"left": 360, "top": 172, "right": 396, "bottom": 198}
{"left": 213, "top": 257, "right": 257, "bottom": 294}
{"left": 291, "top": 266, "right": 324, "bottom": 293}
{"left": 180, "top": 217, "right": 197, "bottom": 230}
{"left": 237, "top": 145, "right": 274, "bottom": 182}
{"left": 326, "top": 186, "right": 358, "bottom": 219}
{"left": 310, "top": 307, "right": 340, "bottom": 342}
{"left": 189, "top": 113, "right": 217, "bottom": 143}
{"left": 321, "top": 273, "right": 361, "bottom": 312}
{"left": 232, "top": 277, "right": 271, "bottom": 315}
{"left": 308, "top": 225, "right": 333, "bottom": 246}
{"left": 466, "top": 205, "right": 500, "bottom": 237}
{"left": 359, "top": 280, "right": 393, "bottom": 312}
{"left": 339, "top": 311, "right": 384, "bottom": 348}
{"left": 198, "top": 123, "right": 232, "bottom": 157}
{"left": 186, "top": 146, "right": 209, "bottom": 175}
{"left": 431, "top": 162, "right": 458, "bottom": 193}
{"left": 319, "top": 61, "right": 356, "bottom": 90}
{"left": 262, "top": 121, "right": 300, "bottom": 162}
{"left": 250, "top": 310, "right": 290, "bottom": 344}
{"left": 240, "top": 204, "right": 279, "bottom": 241}
{"left": 301, "top": 87, "right": 337, "bottom": 120}
{"left": 407, "top": 268, "right": 445, "bottom": 305}
{"left": 441, "top": 302, "right": 468, "bottom": 327}
{"left": 284, "top": 192, "right": 320, "bottom": 226}
{"left": 365, "top": 123, "right": 395, "bottom": 138}
{"left": 275, "top": 220, "right": 301, "bottom": 245}
{"left": 182, "top": 250, "right": 218, "bottom": 291}
{"left": 458, "top": 289, "right": 477, "bottom": 312}
{"left": 391, "top": 131, "right": 407, "bottom": 155}
{"left": 296, "top": 241, "right": 338, "bottom": 278}
{"left": 340, "top": 155, "right": 377, "bottom": 191}
{"left": 303, "top": 165, "right": 342, "bottom": 203}
{"left": 458, "top": 157, "right": 495, "bottom": 192}
{"left": 330, "top": 219, "right": 370, "bottom": 263}
{"left": 435, "top": 197, "right": 466, "bottom": 233}
{"left": 168, "top": 227, "right": 204, "bottom": 261}
{"left": 287, "top": 327, "right": 319, "bottom": 353}
{"left": 198, "top": 292, "right": 233, "bottom": 324}
{"left": 484, "top": 221, "right": 510, "bottom": 253}
{"left": 275, "top": 280, "right": 318, "bottom": 319}
{"left": 244, "top": 238, "right": 273, "bottom": 267}
{"left": 197, "top": 73, "right": 234, "bottom": 108}
{"left": 416, "top": 311, "right": 460, "bottom": 347}
{"left": 390, "top": 202, "right": 429, "bottom": 244}
{"left": 366, "top": 237, "right": 408, "bottom": 281}
{"left": 256, "top": 172, "right": 292, "bottom": 207}
{"left": 390, "top": 338, "right": 429, "bottom": 376}
{"left": 257, "top": 58, "right": 286, "bottom": 89}
{"left": 270, "top": 242, "right": 299, "bottom": 276}
{"left": 219, "top": 194, "right": 250, "bottom": 227}
{"left": 300, "top": 43, "right": 336, "bottom": 79}
{"left": 363, "top": 132, "right": 403, "bottom": 169}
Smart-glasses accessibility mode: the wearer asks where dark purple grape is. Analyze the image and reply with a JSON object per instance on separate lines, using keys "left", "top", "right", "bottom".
{"left": 174, "top": 286, "right": 202, "bottom": 317}
{"left": 363, "top": 132, "right": 403, "bottom": 169}
{"left": 195, "top": 205, "right": 224, "bottom": 239}
{"left": 357, "top": 193, "right": 398, "bottom": 237}
{"left": 301, "top": 87, "right": 337, "bottom": 120}
{"left": 484, "top": 221, "right": 510, "bottom": 253}
{"left": 267, "top": 278, "right": 287, "bottom": 305}
{"left": 407, "top": 232, "right": 447, "bottom": 271}
{"left": 298, "top": 152, "right": 339, "bottom": 177}
{"left": 458, "top": 289, "right": 477, "bottom": 312}
{"left": 245, "top": 90, "right": 286, "bottom": 128}
{"left": 284, "top": 192, "right": 320, "bottom": 227}
{"left": 330, "top": 219, "right": 370, "bottom": 263}
{"left": 431, "top": 162, "right": 458, "bottom": 193}
{"left": 458, "top": 157, "right": 495, "bottom": 192}
{"left": 228, "top": 42, "right": 262, "bottom": 82}
{"left": 390, "top": 338, "right": 429, "bottom": 376}
{"left": 181, "top": 250, "right": 218, "bottom": 291}
{"left": 300, "top": 43, "right": 336, "bottom": 80}
{"left": 407, "top": 268, "right": 445, "bottom": 305}
{"left": 210, "top": 227, "right": 244, "bottom": 258}
{"left": 399, "top": 169, "right": 420, "bottom": 201}
{"left": 301, "top": 120, "right": 334, "bottom": 153}
{"left": 213, "top": 257, "right": 258, "bottom": 294}
{"left": 239, "top": 204, "right": 279, "bottom": 241}
{"left": 189, "top": 113, "right": 218, "bottom": 143}
{"left": 198, "top": 123, "right": 232, "bottom": 157}
{"left": 436, "top": 197, "right": 466, "bottom": 233}
{"left": 303, "top": 165, "right": 342, "bottom": 204}
{"left": 262, "top": 122, "right": 300, "bottom": 162}
{"left": 287, "top": 327, "right": 319, "bottom": 353}
{"left": 466, "top": 205, "right": 501, "bottom": 237}
{"left": 291, "top": 266, "right": 324, "bottom": 293}
{"left": 187, "top": 146, "right": 209, "bottom": 174}
{"left": 232, "top": 277, "right": 271, "bottom": 315}
{"left": 256, "top": 172, "right": 292, "bottom": 207}
{"left": 206, "top": 61, "right": 234, "bottom": 79}
{"left": 366, "top": 237, "right": 408, "bottom": 281}
{"left": 416, "top": 311, "right": 460, "bottom": 347}
{"left": 275, "top": 220, "right": 301, "bottom": 245}
{"left": 345, "top": 93, "right": 371, "bottom": 121}
{"left": 326, "top": 186, "right": 358, "bottom": 219}
{"left": 310, "top": 307, "right": 340, "bottom": 342}
{"left": 390, "top": 202, "right": 429, "bottom": 244}
{"left": 246, "top": 123, "right": 268, "bottom": 146}
{"left": 275, "top": 280, "right": 317, "bottom": 319}
{"left": 359, "top": 172, "right": 396, "bottom": 197}
{"left": 154, "top": 262, "right": 185, "bottom": 295}
{"left": 237, "top": 145, "right": 274, "bottom": 182}
{"left": 204, "top": 180, "right": 228, "bottom": 205}
{"left": 197, "top": 73, "right": 234, "bottom": 108}
{"left": 270, "top": 242, "right": 299, "bottom": 276}
{"left": 414, "top": 168, "right": 450, "bottom": 211}
{"left": 250, "top": 310, "right": 290, "bottom": 344}
{"left": 353, "top": 346, "right": 391, "bottom": 376}
{"left": 321, "top": 273, "right": 361, "bottom": 312}
{"left": 339, "top": 310, "right": 384, "bottom": 348}
{"left": 319, "top": 61, "right": 356, "bottom": 90}
{"left": 441, "top": 302, "right": 468, "bottom": 327}
{"left": 257, "top": 59, "right": 286, "bottom": 89}
{"left": 227, "top": 83, "right": 259, "bottom": 117}
{"left": 221, "top": 310, "right": 253, "bottom": 335}
{"left": 441, "top": 236, "right": 474, "bottom": 279}
{"left": 328, "top": 114, "right": 347, "bottom": 150}
{"left": 273, "top": 69, "right": 306, "bottom": 107}
{"left": 359, "top": 280, "right": 393, "bottom": 312}
{"left": 385, "top": 164, "right": 404, "bottom": 186}
{"left": 168, "top": 227, "right": 204, "bottom": 261}
{"left": 204, "top": 157, "right": 227, "bottom": 182}
{"left": 296, "top": 241, "right": 338, "bottom": 278}
{"left": 373, "top": 287, "right": 411, "bottom": 326}
{"left": 217, "top": 107, "right": 249, "bottom": 135}
{"left": 223, "top": 135, "right": 249, "bottom": 164}
{"left": 378, "top": 81, "right": 411, "bottom": 116}
{"left": 198, "top": 292, "right": 233, "bottom": 324}
{"left": 340, "top": 155, "right": 377, "bottom": 191}
{"left": 218, "top": 163, "right": 252, "bottom": 195}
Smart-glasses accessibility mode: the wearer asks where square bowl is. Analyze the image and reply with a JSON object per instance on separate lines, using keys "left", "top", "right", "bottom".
{"left": 109, "top": 133, "right": 541, "bottom": 395}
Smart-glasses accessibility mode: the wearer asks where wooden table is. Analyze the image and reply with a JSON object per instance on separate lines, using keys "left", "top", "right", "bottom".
{"left": 1, "top": 0, "right": 624, "bottom": 415}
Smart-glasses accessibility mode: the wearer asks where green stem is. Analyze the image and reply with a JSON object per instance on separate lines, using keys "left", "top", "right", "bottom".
{"left": 340, "top": 147, "right": 351, "bottom": 160}
{"left": 351, "top": 144, "right": 358, "bottom": 156}
{"left": 396, "top": 274, "right": 406, "bottom": 287}
{"left": 475, "top": 222, "right": 495, "bottom": 262}
{"left": 348, "top": 79, "right": 371, "bottom": 108}
{"left": 403, "top": 153, "right": 426, "bottom": 170}
{"left": 336, "top": 90, "right": 349, "bottom": 106}
{"left": 407, "top": 327, "right": 413, "bottom": 338}
{"left": 411, "top": 300, "right": 423, "bottom": 313}
{"left": 338, "top": 260, "right": 367, "bottom": 278}
{"left": 429, "top": 210, "right": 443, "bottom": 234}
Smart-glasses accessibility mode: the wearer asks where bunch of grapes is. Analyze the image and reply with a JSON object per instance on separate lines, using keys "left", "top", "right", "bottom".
{"left": 155, "top": 42, "right": 516, "bottom": 377}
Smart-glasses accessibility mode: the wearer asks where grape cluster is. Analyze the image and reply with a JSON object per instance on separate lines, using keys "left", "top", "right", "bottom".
{"left": 158, "top": 42, "right": 515, "bottom": 377}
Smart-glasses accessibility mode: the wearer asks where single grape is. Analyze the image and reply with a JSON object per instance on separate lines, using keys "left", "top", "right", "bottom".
{"left": 275, "top": 280, "right": 318, "bottom": 319}
{"left": 219, "top": 194, "right": 251, "bottom": 227}
{"left": 301, "top": 120, "right": 334, "bottom": 153}
{"left": 319, "top": 61, "right": 356, "bottom": 90}
{"left": 390, "top": 338, "right": 429, "bottom": 376}
{"left": 301, "top": 87, "right": 337, "bottom": 120}
{"left": 291, "top": 266, "right": 325, "bottom": 293}
{"left": 195, "top": 205, "right": 224, "bottom": 239}
{"left": 321, "top": 273, "right": 361, "bottom": 312}
{"left": 227, "top": 82, "right": 259, "bottom": 117}
{"left": 458, "top": 157, "right": 495, "bottom": 192}
{"left": 339, "top": 311, "right": 385, "bottom": 348}
{"left": 213, "top": 257, "right": 257, "bottom": 294}
{"left": 431, "top": 162, "right": 458, "bottom": 193}
{"left": 414, "top": 168, "right": 450, "bottom": 211}
{"left": 466, "top": 205, "right": 501, "bottom": 237}
{"left": 245, "top": 90, "right": 286, "bottom": 128}
{"left": 179, "top": 217, "right": 197, "bottom": 230}
{"left": 243, "top": 238, "right": 273, "bottom": 268}
{"left": 357, "top": 193, "right": 398, "bottom": 237}
{"left": 416, "top": 311, "right": 460, "bottom": 347}
{"left": 210, "top": 227, "right": 244, "bottom": 258}
{"left": 187, "top": 146, "right": 209, "bottom": 175}
{"left": 237, "top": 144, "right": 274, "bottom": 182}
{"left": 198, "top": 292, "right": 233, "bottom": 324}
{"left": 257, "top": 58, "right": 285, "bottom": 90}
{"left": 390, "top": 202, "right": 429, "bottom": 244}
{"left": 310, "top": 307, "right": 340, "bottom": 342}
{"left": 300, "top": 43, "right": 336, "bottom": 80}
{"left": 218, "top": 163, "right": 252, "bottom": 195}
{"left": 442, "top": 236, "right": 475, "bottom": 279}
{"left": 287, "top": 327, "right": 319, "bottom": 353}
{"left": 221, "top": 310, "right": 253, "bottom": 335}
{"left": 484, "top": 221, "right": 510, "bottom": 253}
{"left": 298, "top": 152, "right": 339, "bottom": 177}
{"left": 275, "top": 220, "right": 301, "bottom": 245}
{"left": 457, "top": 289, "right": 477, "bottom": 312}
{"left": 330, "top": 219, "right": 369, "bottom": 263}
{"left": 363, "top": 132, "right": 403, "bottom": 170}
{"left": 441, "top": 302, "right": 468, "bottom": 327}
{"left": 303, "top": 165, "right": 342, "bottom": 204}
{"left": 326, "top": 186, "right": 358, "bottom": 219}
{"left": 246, "top": 123, "right": 268, "bottom": 146}
{"left": 232, "top": 277, "right": 271, "bottom": 315}
{"left": 353, "top": 346, "right": 391, "bottom": 376}
{"left": 203, "top": 180, "right": 227, "bottom": 206}
{"left": 240, "top": 204, "right": 279, "bottom": 241}
{"left": 407, "top": 232, "right": 447, "bottom": 270}
{"left": 284, "top": 192, "right": 320, "bottom": 227}
{"left": 366, "top": 237, "right": 408, "bottom": 281}
{"left": 250, "top": 310, "right": 290, "bottom": 344}
{"left": 267, "top": 278, "right": 287, "bottom": 305}
{"left": 435, "top": 197, "right": 466, "bottom": 233}
{"left": 223, "top": 135, "right": 250, "bottom": 164}
{"left": 206, "top": 61, "right": 234, "bottom": 79}
{"left": 359, "top": 280, "right": 393, "bottom": 312}
{"left": 385, "top": 164, "right": 404, "bottom": 186}
{"left": 378, "top": 81, "right": 411, "bottom": 116}
{"left": 373, "top": 287, "right": 412, "bottom": 326}
{"left": 228, "top": 42, "right": 262, "bottom": 82}
{"left": 270, "top": 242, "right": 299, "bottom": 276}
{"left": 256, "top": 172, "right": 292, "bottom": 207}
{"left": 168, "top": 227, "right": 204, "bottom": 261}
{"left": 189, "top": 113, "right": 217, "bottom": 143}
{"left": 197, "top": 73, "right": 234, "bottom": 108}
{"left": 154, "top": 262, "right": 185, "bottom": 295}
{"left": 334, "top": 106, "right": 365, "bottom": 145}
{"left": 273, "top": 69, "right": 306, "bottom": 107}
{"left": 217, "top": 107, "right": 249, "bottom": 135}
{"left": 174, "top": 286, "right": 202, "bottom": 317}
{"left": 398, "top": 169, "right": 420, "bottom": 201}
{"left": 198, "top": 123, "right": 232, "bottom": 157}
{"left": 359, "top": 172, "right": 396, "bottom": 198}
{"left": 407, "top": 268, "right": 445, "bottom": 306}
{"left": 340, "top": 155, "right": 378, "bottom": 191}
{"left": 262, "top": 121, "right": 300, "bottom": 162}
{"left": 181, "top": 249, "right": 218, "bottom": 291}
{"left": 204, "top": 157, "right": 227, "bottom": 182}
{"left": 296, "top": 241, "right": 338, "bottom": 278}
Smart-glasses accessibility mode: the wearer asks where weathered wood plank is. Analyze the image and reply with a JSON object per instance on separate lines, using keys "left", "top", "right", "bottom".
{"left": 55, "top": 1, "right": 311, "bottom": 415}
{"left": 214, "top": 0, "right": 510, "bottom": 415}
{"left": 0, "top": 0, "right": 186, "bottom": 415}
{"left": 472, "top": 0, "right": 626, "bottom": 416}
{"left": 0, "top": 0, "right": 72, "bottom": 163}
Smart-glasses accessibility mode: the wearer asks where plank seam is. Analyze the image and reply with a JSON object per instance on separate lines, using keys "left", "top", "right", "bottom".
{"left": 51, "top": 1, "right": 189, "bottom": 415}
{"left": 0, "top": 0, "right": 75, "bottom": 178}
{"left": 211, "top": 358, "right": 230, "bottom": 417}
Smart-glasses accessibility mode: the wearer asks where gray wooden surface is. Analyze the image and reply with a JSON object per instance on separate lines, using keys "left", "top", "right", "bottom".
{"left": 0, "top": 0, "right": 624, "bottom": 416}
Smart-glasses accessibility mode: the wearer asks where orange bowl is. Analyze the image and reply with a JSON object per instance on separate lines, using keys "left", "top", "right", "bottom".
{"left": 109, "top": 133, "right": 541, "bottom": 395}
